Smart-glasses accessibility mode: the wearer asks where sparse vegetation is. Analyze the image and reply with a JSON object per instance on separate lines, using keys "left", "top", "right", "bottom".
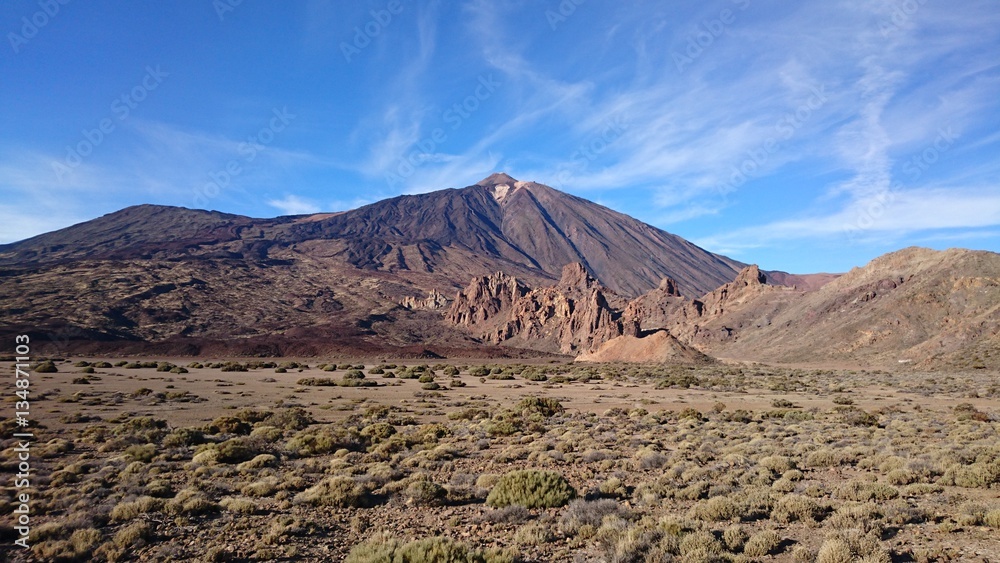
{"left": 8, "top": 358, "right": 1000, "bottom": 561}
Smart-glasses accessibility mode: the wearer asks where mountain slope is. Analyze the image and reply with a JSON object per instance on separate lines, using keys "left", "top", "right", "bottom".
{"left": 0, "top": 174, "right": 745, "bottom": 298}
{"left": 269, "top": 173, "right": 746, "bottom": 297}
{"left": 0, "top": 174, "right": 753, "bottom": 354}
{"left": 659, "top": 247, "right": 1000, "bottom": 369}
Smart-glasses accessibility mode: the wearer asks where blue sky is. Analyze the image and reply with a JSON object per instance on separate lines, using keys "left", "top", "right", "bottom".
{"left": 1, "top": 0, "right": 999, "bottom": 274}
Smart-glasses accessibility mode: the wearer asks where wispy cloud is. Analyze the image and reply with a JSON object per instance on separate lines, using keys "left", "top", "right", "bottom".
{"left": 267, "top": 194, "right": 321, "bottom": 216}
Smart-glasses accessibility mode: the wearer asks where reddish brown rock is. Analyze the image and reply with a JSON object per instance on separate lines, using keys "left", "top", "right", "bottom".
{"left": 447, "top": 263, "right": 637, "bottom": 354}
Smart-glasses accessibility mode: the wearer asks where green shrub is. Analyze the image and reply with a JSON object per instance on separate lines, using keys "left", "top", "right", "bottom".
{"left": 264, "top": 407, "right": 315, "bottom": 431}
{"left": 236, "top": 454, "right": 277, "bottom": 471}
{"left": 405, "top": 479, "right": 448, "bottom": 507}
{"left": 209, "top": 415, "right": 251, "bottom": 435}
{"left": 34, "top": 360, "right": 58, "bottom": 373}
{"left": 521, "top": 371, "right": 547, "bottom": 382}
{"left": 286, "top": 425, "right": 365, "bottom": 456}
{"left": 124, "top": 444, "right": 157, "bottom": 463}
{"left": 114, "top": 417, "right": 168, "bottom": 442}
{"left": 215, "top": 438, "right": 256, "bottom": 464}
{"left": 362, "top": 422, "right": 397, "bottom": 443}
{"left": 940, "top": 461, "right": 1000, "bottom": 488}
{"left": 486, "top": 470, "right": 576, "bottom": 509}
{"left": 163, "top": 427, "right": 205, "bottom": 448}
{"left": 516, "top": 397, "right": 564, "bottom": 417}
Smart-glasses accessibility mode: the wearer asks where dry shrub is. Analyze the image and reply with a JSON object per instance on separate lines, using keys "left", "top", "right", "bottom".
{"left": 688, "top": 495, "right": 740, "bottom": 522}
{"left": 405, "top": 478, "right": 448, "bottom": 507}
{"left": 293, "top": 476, "right": 377, "bottom": 508}
{"left": 940, "top": 461, "right": 1000, "bottom": 488}
{"left": 286, "top": 425, "right": 365, "bottom": 457}
{"left": 166, "top": 488, "right": 219, "bottom": 516}
{"left": 344, "top": 533, "right": 511, "bottom": 563}
{"left": 771, "top": 494, "right": 825, "bottom": 523}
{"left": 220, "top": 496, "right": 256, "bottom": 514}
{"left": 743, "top": 529, "right": 782, "bottom": 557}
{"left": 816, "top": 529, "right": 889, "bottom": 563}
{"left": 110, "top": 496, "right": 163, "bottom": 522}
{"left": 114, "top": 521, "right": 152, "bottom": 549}
{"left": 560, "top": 499, "right": 627, "bottom": 534}
{"left": 242, "top": 476, "right": 279, "bottom": 497}
{"left": 835, "top": 480, "right": 899, "bottom": 502}
{"left": 678, "top": 531, "right": 724, "bottom": 558}
{"left": 513, "top": 523, "right": 552, "bottom": 546}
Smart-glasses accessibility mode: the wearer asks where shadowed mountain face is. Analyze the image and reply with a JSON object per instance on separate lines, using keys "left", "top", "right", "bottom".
{"left": 0, "top": 174, "right": 744, "bottom": 297}
{"left": 268, "top": 173, "right": 747, "bottom": 297}
{"left": 0, "top": 174, "right": 753, "bottom": 355}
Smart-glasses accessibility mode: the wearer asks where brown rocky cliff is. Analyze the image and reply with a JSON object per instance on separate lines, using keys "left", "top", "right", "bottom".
{"left": 446, "top": 263, "right": 636, "bottom": 354}
{"left": 623, "top": 277, "right": 686, "bottom": 331}
{"left": 446, "top": 272, "right": 529, "bottom": 326}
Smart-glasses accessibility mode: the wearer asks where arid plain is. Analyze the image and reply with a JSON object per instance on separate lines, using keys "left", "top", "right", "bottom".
{"left": 2, "top": 357, "right": 998, "bottom": 562}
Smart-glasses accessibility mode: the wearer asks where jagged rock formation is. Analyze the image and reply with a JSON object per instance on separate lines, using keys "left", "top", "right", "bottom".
{"left": 622, "top": 277, "right": 687, "bottom": 332}
{"left": 401, "top": 289, "right": 450, "bottom": 310}
{"left": 447, "top": 263, "right": 638, "bottom": 354}
{"left": 448, "top": 262, "right": 786, "bottom": 362}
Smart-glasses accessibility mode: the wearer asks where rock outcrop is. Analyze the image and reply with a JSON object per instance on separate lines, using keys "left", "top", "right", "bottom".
{"left": 446, "top": 272, "right": 530, "bottom": 326}
{"left": 622, "top": 277, "right": 687, "bottom": 332}
{"left": 401, "top": 289, "right": 450, "bottom": 310}
{"left": 575, "top": 330, "right": 713, "bottom": 364}
{"left": 447, "top": 262, "right": 784, "bottom": 359}
{"left": 447, "top": 263, "right": 637, "bottom": 354}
